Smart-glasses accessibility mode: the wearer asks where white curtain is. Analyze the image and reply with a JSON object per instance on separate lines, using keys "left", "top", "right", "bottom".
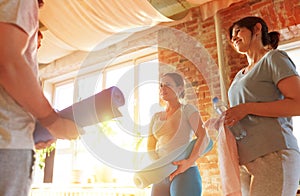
{"left": 38, "top": 0, "right": 173, "bottom": 64}
{"left": 38, "top": 0, "right": 243, "bottom": 64}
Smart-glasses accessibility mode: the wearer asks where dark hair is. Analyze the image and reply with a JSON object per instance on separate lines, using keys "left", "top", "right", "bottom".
{"left": 38, "top": 30, "right": 43, "bottom": 38}
{"left": 229, "top": 16, "right": 280, "bottom": 49}
{"left": 162, "top": 72, "right": 185, "bottom": 99}
{"left": 37, "top": 0, "right": 44, "bottom": 8}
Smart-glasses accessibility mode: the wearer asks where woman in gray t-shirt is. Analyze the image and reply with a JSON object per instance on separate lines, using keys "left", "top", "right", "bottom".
{"left": 226, "top": 16, "right": 300, "bottom": 196}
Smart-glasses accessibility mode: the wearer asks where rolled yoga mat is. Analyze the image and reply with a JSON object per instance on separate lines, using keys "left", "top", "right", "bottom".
{"left": 33, "top": 86, "right": 125, "bottom": 143}
{"left": 133, "top": 138, "right": 213, "bottom": 189}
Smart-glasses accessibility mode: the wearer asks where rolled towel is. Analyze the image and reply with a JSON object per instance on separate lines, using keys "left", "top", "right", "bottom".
{"left": 133, "top": 138, "right": 213, "bottom": 189}
{"left": 33, "top": 86, "right": 125, "bottom": 143}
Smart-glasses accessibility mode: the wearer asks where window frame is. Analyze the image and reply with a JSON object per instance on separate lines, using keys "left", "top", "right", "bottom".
{"left": 36, "top": 49, "right": 159, "bottom": 185}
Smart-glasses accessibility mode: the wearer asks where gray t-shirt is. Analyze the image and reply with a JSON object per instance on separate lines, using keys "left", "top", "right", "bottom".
{"left": 228, "top": 49, "right": 299, "bottom": 164}
{"left": 0, "top": 0, "right": 38, "bottom": 149}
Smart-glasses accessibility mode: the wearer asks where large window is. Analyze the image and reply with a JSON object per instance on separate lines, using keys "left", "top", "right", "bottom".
{"left": 34, "top": 55, "right": 160, "bottom": 186}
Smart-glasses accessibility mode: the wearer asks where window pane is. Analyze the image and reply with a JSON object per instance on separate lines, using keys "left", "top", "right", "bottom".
{"left": 54, "top": 82, "right": 74, "bottom": 110}
{"left": 53, "top": 82, "right": 75, "bottom": 184}
{"left": 77, "top": 72, "right": 103, "bottom": 100}
{"left": 137, "top": 59, "right": 161, "bottom": 134}
{"left": 105, "top": 66, "right": 133, "bottom": 88}
{"left": 41, "top": 57, "right": 161, "bottom": 186}
{"left": 106, "top": 65, "right": 135, "bottom": 133}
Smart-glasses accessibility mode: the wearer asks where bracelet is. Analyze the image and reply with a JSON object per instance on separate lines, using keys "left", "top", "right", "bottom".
{"left": 38, "top": 110, "right": 59, "bottom": 127}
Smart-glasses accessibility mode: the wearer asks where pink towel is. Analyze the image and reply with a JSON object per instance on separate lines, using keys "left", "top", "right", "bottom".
{"left": 205, "top": 116, "right": 242, "bottom": 196}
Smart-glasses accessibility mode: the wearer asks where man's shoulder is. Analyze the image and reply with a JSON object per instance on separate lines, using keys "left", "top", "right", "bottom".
{"left": 0, "top": 0, "right": 38, "bottom": 35}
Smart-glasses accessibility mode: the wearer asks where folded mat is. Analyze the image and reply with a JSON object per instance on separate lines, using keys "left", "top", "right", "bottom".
{"left": 133, "top": 138, "right": 213, "bottom": 189}
{"left": 33, "top": 86, "right": 125, "bottom": 143}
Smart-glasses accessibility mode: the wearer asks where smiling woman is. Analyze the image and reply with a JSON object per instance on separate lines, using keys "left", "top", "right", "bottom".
{"left": 225, "top": 16, "right": 300, "bottom": 196}
{"left": 147, "top": 72, "right": 210, "bottom": 196}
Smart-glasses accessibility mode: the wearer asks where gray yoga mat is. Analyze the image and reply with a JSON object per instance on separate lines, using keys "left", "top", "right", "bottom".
{"left": 33, "top": 86, "right": 125, "bottom": 143}
{"left": 133, "top": 138, "right": 213, "bottom": 189}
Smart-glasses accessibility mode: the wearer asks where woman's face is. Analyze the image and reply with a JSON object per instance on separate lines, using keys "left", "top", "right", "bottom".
{"left": 230, "top": 25, "right": 253, "bottom": 54}
{"left": 159, "top": 76, "right": 181, "bottom": 101}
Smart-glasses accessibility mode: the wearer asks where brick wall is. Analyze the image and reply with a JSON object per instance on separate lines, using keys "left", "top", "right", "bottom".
{"left": 219, "top": 0, "right": 300, "bottom": 86}
{"left": 157, "top": 0, "right": 300, "bottom": 195}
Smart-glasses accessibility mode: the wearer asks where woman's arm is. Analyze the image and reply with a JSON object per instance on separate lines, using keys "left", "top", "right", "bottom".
{"left": 186, "top": 112, "right": 210, "bottom": 162}
{"left": 170, "top": 111, "right": 210, "bottom": 181}
{"left": 225, "top": 75, "right": 300, "bottom": 126}
{"left": 147, "top": 114, "right": 159, "bottom": 160}
{"left": 147, "top": 134, "right": 159, "bottom": 160}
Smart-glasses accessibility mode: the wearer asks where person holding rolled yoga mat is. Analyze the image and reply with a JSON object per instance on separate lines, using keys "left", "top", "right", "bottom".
{"left": 147, "top": 72, "right": 210, "bottom": 196}
{"left": 0, "top": 0, "right": 79, "bottom": 195}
